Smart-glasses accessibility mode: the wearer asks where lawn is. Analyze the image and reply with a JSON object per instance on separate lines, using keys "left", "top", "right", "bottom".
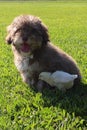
{"left": 0, "top": 1, "right": 87, "bottom": 129}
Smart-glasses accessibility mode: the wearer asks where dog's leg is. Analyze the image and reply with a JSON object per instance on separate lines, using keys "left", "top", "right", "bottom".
{"left": 20, "top": 71, "right": 31, "bottom": 85}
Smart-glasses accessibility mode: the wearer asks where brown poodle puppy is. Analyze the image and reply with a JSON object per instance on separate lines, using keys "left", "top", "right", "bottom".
{"left": 6, "top": 15, "right": 81, "bottom": 91}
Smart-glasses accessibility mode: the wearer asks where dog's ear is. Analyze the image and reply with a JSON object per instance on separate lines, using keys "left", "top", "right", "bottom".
{"left": 40, "top": 22, "right": 50, "bottom": 44}
{"left": 33, "top": 19, "right": 50, "bottom": 45}
{"left": 7, "top": 25, "right": 12, "bottom": 33}
{"left": 6, "top": 35, "right": 13, "bottom": 44}
{"left": 6, "top": 25, "right": 13, "bottom": 44}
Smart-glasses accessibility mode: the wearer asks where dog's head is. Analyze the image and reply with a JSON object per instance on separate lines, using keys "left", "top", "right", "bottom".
{"left": 6, "top": 15, "right": 50, "bottom": 54}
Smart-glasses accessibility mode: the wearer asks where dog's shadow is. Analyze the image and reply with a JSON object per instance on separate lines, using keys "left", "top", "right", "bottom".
{"left": 41, "top": 82, "right": 87, "bottom": 123}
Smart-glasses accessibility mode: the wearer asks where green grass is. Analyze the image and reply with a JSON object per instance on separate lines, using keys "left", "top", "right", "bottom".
{"left": 0, "top": 1, "right": 87, "bottom": 129}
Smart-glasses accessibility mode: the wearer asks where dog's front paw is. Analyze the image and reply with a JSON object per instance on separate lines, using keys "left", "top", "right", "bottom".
{"left": 20, "top": 72, "right": 32, "bottom": 86}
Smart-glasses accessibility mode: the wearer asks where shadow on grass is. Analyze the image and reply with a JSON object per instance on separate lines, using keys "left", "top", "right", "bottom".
{"left": 41, "top": 82, "right": 87, "bottom": 123}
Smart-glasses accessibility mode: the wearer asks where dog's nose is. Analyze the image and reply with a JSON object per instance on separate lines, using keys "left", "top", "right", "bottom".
{"left": 22, "top": 36, "right": 28, "bottom": 42}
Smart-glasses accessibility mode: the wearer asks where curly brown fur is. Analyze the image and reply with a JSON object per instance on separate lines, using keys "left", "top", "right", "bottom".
{"left": 6, "top": 15, "right": 81, "bottom": 91}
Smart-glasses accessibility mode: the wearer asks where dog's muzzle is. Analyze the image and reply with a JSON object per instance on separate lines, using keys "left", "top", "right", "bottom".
{"left": 21, "top": 43, "right": 30, "bottom": 53}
